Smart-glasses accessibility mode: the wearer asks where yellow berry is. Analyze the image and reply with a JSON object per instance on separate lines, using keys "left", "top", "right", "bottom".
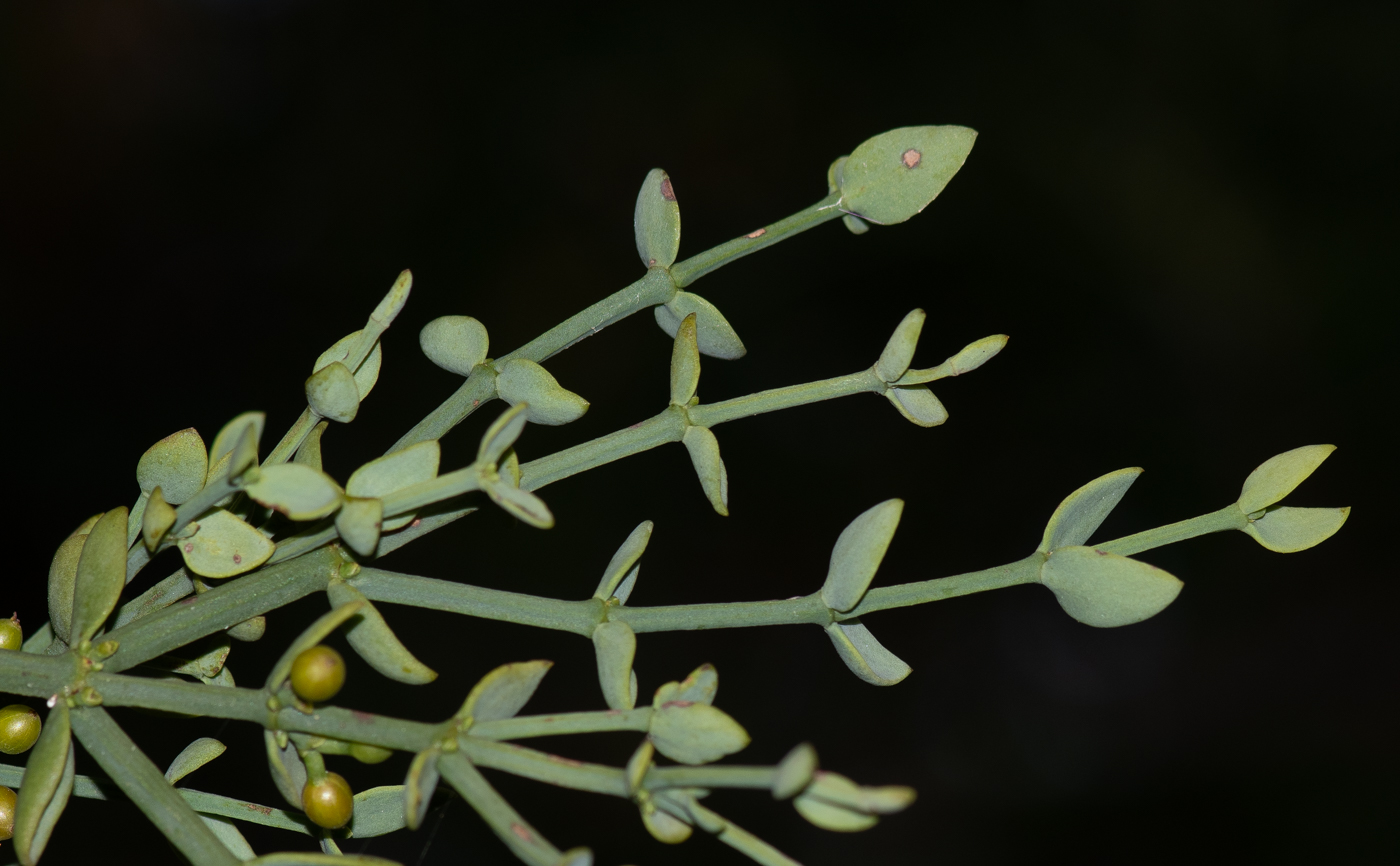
{"left": 0, "top": 705, "right": 40, "bottom": 755}
{"left": 290, "top": 645, "right": 346, "bottom": 703}
{"left": 0, "top": 615, "right": 20, "bottom": 651}
{"left": 302, "top": 772, "right": 354, "bottom": 829}
{"left": 0, "top": 784, "right": 15, "bottom": 841}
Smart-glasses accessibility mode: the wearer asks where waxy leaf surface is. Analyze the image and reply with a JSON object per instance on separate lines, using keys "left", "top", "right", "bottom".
{"left": 1040, "top": 546, "right": 1182, "bottom": 627}
{"left": 1040, "top": 468, "right": 1143, "bottom": 553}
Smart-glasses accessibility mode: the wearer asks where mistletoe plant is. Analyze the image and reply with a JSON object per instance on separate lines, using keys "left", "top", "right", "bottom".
{"left": 0, "top": 126, "right": 1348, "bottom": 866}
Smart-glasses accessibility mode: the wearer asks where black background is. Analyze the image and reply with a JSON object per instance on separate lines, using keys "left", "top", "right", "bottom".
{"left": 2, "top": 3, "right": 1395, "bottom": 864}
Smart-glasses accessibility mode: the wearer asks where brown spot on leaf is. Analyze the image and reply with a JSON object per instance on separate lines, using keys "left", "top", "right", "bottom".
{"left": 244, "top": 803, "right": 273, "bottom": 816}
{"left": 184, "top": 543, "right": 194, "bottom": 553}
{"left": 901, "top": 149, "right": 921, "bottom": 169}
{"left": 746, "top": 228, "right": 767, "bottom": 239}
{"left": 511, "top": 823, "right": 533, "bottom": 842}
{"left": 233, "top": 553, "right": 242, "bottom": 564}
{"left": 660, "top": 178, "right": 675, "bottom": 201}
{"left": 352, "top": 710, "right": 375, "bottom": 722}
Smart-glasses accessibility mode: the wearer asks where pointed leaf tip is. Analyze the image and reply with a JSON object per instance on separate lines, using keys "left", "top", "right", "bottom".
{"left": 822, "top": 499, "right": 904, "bottom": 613}
{"left": 595, "top": 520, "right": 654, "bottom": 601}
{"left": 1040, "top": 467, "right": 1143, "bottom": 553}
{"left": 496, "top": 359, "right": 589, "bottom": 425}
{"left": 839, "top": 125, "right": 978, "bottom": 225}
{"left": 682, "top": 426, "right": 729, "bottom": 516}
{"left": 825, "top": 619, "right": 911, "bottom": 686}
{"left": 1040, "top": 546, "right": 1182, "bottom": 628}
{"left": 478, "top": 403, "right": 529, "bottom": 466}
{"left": 654, "top": 292, "right": 746, "bottom": 360}
{"left": 670, "top": 313, "right": 701, "bottom": 407}
{"left": 1238, "top": 445, "right": 1337, "bottom": 514}
{"left": 1244, "top": 506, "right": 1349, "bottom": 553}
{"left": 875, "top": 310, "right": 926, "bottom": 383}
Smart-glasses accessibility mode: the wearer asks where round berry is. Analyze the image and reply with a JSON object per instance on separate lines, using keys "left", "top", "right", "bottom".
{"left": 0, "top": 615, "right": 20, "bottom": 651}
{"left": 302, "top": 772, "right": 354, "bottom": 829}
{"left": 290, "top": 645, "right": 346, "bottom": 703}
{"left": 0, "top": 784, "right": 15, "bottom": 842}
{"left": 0, "top": 705, "right": 41, "bottom": 755}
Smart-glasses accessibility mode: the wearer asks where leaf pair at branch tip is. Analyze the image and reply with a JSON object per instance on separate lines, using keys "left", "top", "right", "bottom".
{"left": 793, "top": 770, "right": 917, "bottom": 833}
{"left": 818, "top": 501, "right": 913, "bottom": 684}
{"left": 836, "top": 125, "right": 978, "bottom": 225}
{"left": 1236, "top": 445, "right": 1349, "bottom": 553}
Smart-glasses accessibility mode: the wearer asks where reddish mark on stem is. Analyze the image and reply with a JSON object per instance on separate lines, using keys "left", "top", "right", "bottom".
{"left": 352, "top": 710, "right": 375, "bottom": 722}
{"left": 510, "top": 823, "right": 533, "bottom": 842}
{"left": 660, "top": 178, "right": 676, "bottom": 201}
{"left": 472, "top": 399, "right": 480, "bottom": 407}
{"left": 745, "top": 228, "right": 767, "bottom": 239}
{"left": 901, "top": 149, "right": 922, "bottom": 169}
{"left": 410, "top": 519, "right": 421, "bottom": 528}
{"left": 606, "top": 709, "right": 623, "bottom": 716}
{"left": 627, "top": 423, "right": 643, "bottom": 430}
{"left": 661, "top": 700, "right": 694, "bottom": 709}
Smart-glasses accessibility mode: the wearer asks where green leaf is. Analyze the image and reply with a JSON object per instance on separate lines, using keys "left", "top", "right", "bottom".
{"left": 227, "top": 418, "right": 262, "bottom": 480}
{"left": 70, "top": 507, "right": 128, "bottom": 643}
{"left": 641, "top": 797, "right": 693, "bottom": 844}
{"left": 478, "top": 403, "right": 529, "bottom": 466}
{"left": 178, "top": 509, "right": 276, "bottom": 579}
{"left": 654, "top": 291, "right": 747, "bottom": 360}
{"left": 313, "top": 330, "right": 384, "bottom": 401}
{"left": 137, "top": 428, "right": 208, "bottom": 505}
{"left": 495, "top": 359, "right": 590, "bottom": 426}
{"left": 772, "top": 743, "right": 817, "bottom": 800}
{"left": 246, "top": 854, "right": 398, "bottom": 866}
{"left": 349, "top": 785, "right": 407, "bottom": 838}
{"left": 161, "top": 639, "right": 231, "bottom": 679}
{"left": 264, "top": 729, "right": 308, "bottom": 810}
{"left": 293, "top": 420, "right": 329, "bottom": 471}
{"left": 263, "top": 600, "right": 365, "bottom": 693}
{"left": 652, "top": 663, "right": 718, "bottom": 708}
{"left": 794, "top": 791, "right": 878, "bottom": 832}
{"left": 201, "top": 815, "right": 257, "bottom": 861}
{"left": 327, "top": 580, "right": 437, "bottom": 685}
{"left": 13, "top": 701, "right": 71, "bottom": 866}
{"left": 634, "top": 168, "right": 681, "bottom": 269}
{"left": 209, "top": 413, "right": 266, "bottom": 480}
{"left": 347, "top": 440, "right": 439, "bottom": 532}
{"left": 1243, "top": 506, "right": 1350, "bottom": 553}
{"left": 457, "top": 660, "right": 554, "bottom": 724}
{"left": 885, "top": 385, "right": 947, "bottom": 427}
{"left": 593, "top": 621, "right": 637, "bottom": 711}
{"left": 594, "top": 521, "right": 653, "bottom": 601}
{"left": 821, "top": 499, "right": 903, "bottom": 613}
{"left": 142, "top": 487, "right": 177, "bottom": 551}
{"left": 648, "top": 701, "right": 750, "bottom": 765}
{"left": 1238, "top": 444, "right": 1337, "bottom": 514}
{"left": 165, "top": 737, "right": 227, "bottom": 785}
{"left": 670, "top": 313, "right": 701, "bottom": 407}
{"left": 625, "top": 739, "right": 655, "bottom": 796}
{"left": 874, "top": 309, "right": 925, "bottom": 383}
{"left": 824, "top": 619, "right": 911, "bottom": 685}
{"left": 243, "top": 463, "right": 344, "bottom": 522}
{"left": 838, "top": 125, "right": 977, "bottom": 225}
{"left": 843, "top": 214, "right": 871, "bottom": 235}
{"left": 419, "top": 315, "right": 489, "bottom": 377}
{"left": 793, "top": 771, "right": 915, "bottom": 832}
{"left": 1040, "top": 546, "right": 1183, "bottom": 628}
{"left": 1039, "top": 467, "right": 1143, "bottom": 553}
{"left": 403, "top": 747, "right": 440, "bottom": 831}
{"left": 897, "top": 333, "right": 1010, "bottom": 384}
{"left": 483, "top": 479, "right": 555, "bottom": 529}
{"left": 556, "top": 847, "right": 595, "bottom": 866}
{"left": 47, "top": 515, "right": 99, "bottom": 644}
{"left": 305, "top": 362, "right": 359, "bottom": 423}
{"left": 682, "top": 426, "right": 729, "bottom": 516}
{"left": 335, "top": 497, "right": 384, "bottom": 558}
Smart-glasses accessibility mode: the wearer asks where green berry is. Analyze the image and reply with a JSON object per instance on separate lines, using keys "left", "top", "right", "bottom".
{"left": 0, "top": 705, "right": 41, "bottom": 755}
{"left": 349, "top": 742, "right": 392, "bottom": 764}
{"left": 0, "top": 784, "right": 15, "bottom": 842}
{"left": 302, "top": 772, "right": 354, "bottom": 829}
{"left": 290, "top": 645, "right": 346, "bottom": 703}
{"left": 0, "top": 615, "right": 20, "bottom": 651}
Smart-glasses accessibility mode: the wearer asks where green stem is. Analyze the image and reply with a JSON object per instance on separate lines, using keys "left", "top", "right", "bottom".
{"left": 688, "top": 370, "right": 883, "bottom": 428}
{"left": 647, "top": 764, "right": 775, "bottom": 791}
{"left": 381, "top": 463, "right": 483, "bottom": 516}
{"left": 461, "top": 738, "right": 627, "bottom": 798}
{"left": 670, "top": 194, "right": 844, "bottom": 287}
{"left": 1094, "top": 504, "right": 1244, "bottom": 556}
{"left": 468, "top": 708, "right": 653, "bottom": 740}
{"left": 610, "top": 596, "right": 830, "bottom": 633}
{"left": 517, "top": 411, "right": 685, "bottom": 492}
{"left": 437, "top": 751, "right": 563, "bottom": 866}
{"left": 841, "top": 556, "right": 1044, "bottom": 619}
{"left": 349, "top": 568, "right": 603, "bottom": 636}
{"left": 264, "top": 407, "right": 320, "bottom": 467}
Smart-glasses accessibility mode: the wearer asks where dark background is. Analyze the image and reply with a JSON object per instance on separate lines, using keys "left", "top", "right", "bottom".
{"left": 2, "top": 2, "right": 1395, "bottom": 864}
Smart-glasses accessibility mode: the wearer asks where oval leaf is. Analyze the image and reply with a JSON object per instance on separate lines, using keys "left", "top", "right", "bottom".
{"left": 313, "top": 330, "right": 384, "bottom": 401}
{"left": 1243, "top": 506, "right": 1349, "bottom": 553}
{"left": 178, "top": 509, "right": 276, "bottom": 579}
{"left": 457, "top": 660, "right": 554, "bottom": 724}
{"left": 483, "top": 480, "right": 554, "bottom": 529}
{"left": 327, "top": 580, "right": 437, "bottom": 685}
{"left": 652, "top": 663, "right": 718, "bottom": 708}
{"left": 682, "top": 426, "right": 729, "bottom": 516}
{"left": 47, "top": 516, "right": 99, "bottom": 644}
{"left": 419, "top": 315, "right": 489, "bottom": 377}
{"left": 335, "top": 497, "right": 385, "bottom": 558}
{"left": 594, "top": 521, "right": 654, "bottom": 601}
{"left": 137, "top": 428, "right": 208, "bottom": 504}
{"left": 70, "top": 507, "right": 129, "bottom": 643}
{"left": 839, "top": 125, "right": 978, "bottom": 225}
{"left": 592, "top": 621, "right": 637, "bottom": 711}
{"left": 305, "top": 362, "right": 360, "bottom": 424}
{"left": 477, "top": 403, "right": 529, "bottom": 466}
{"left": 1040, "top": 546, "right": 1183, "bottom": 628}
{"left": 495, "top": 359, "right": 589, "bottom": 426}
{"left": 13, "top": 701, "right": 71, "bottom": 865}
{"left": 165, "top": 737, "right": 227, "bottom": 785}
{"left": 264, "top": 729, "right": 308, "bottom": 809}
{"left": 209, "top": 413, "right": 266, "bottom": 478}
{"left": 404, "top": 747, "right": 441, "bottom": 831}
{"left": 793, "top": 793, "right": 878, "bottom": 832}
{"left": 654, "top": 292, "right": 746, "bottom": 360}
{"left": 634, "top": 168, "right": 681, "bottom": 269}
{"left": 243, "top": 463, "right": 344, "bottom": 522}
{"left": 347, "top": 440, "right": 439, "bottom": 532}
{"left": 885, "top": 385, "right": 947, "bottom": 427}
{"left": 350, "top": 785, "right": 408, "bottom": 838}
{"left": 648, "top": 701, "right": 750, "bottom": 765}
{"left": 641, "top": 801, "right": 693, "bottom": 844}
{"left": 822, "top": 499, "right": 904, "bottom": 613}
{"left": 1039, "top": 468, "right": 1143, "bottom": 553}
{"left": 625, "top": 740, "right": 655, "bottom": 796}
{"left": 669, "top": 313, "right": 701, "bottom": 407}
{"left": 874, "top": 309, "right": 925, "bottom": 383}
{"left": 772, "top": 743, "right": 818, "bottom": 800}
{"left": 1238, "top": 444, "right": 1337, "bottom": 514}
{"left": 142, "top": 487, "right": 177, "bottom": 552}
{"left": 824, "top": 619, "right": 912, "bottom": 686}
